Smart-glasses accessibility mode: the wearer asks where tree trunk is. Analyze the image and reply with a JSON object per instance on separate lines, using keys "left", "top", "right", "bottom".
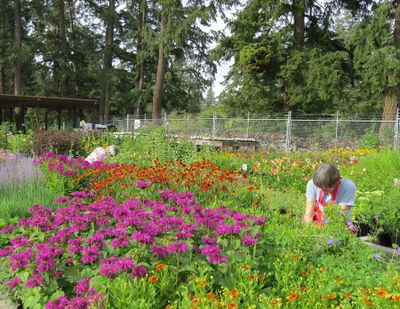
{"left": 56, "top": 0, "right": 68, "bottom": 94}
{"left": 380, "top": 0, "right": 400, "bottom": 141}
{"left": 136, "top": 0, "right": 146, "bottom": 117}
{"left": 152, "top": 4, "right": 168, "bottom": 125}
{"left": 0, "top": 0, "right": 6, "bottom": 95}
{"left": 0, "top": 63, "right": 4, "bottom": 122}
{"left": 283, "top": 80, "right": 289, "bottom": 112}
{"left": 282, "top": 0, "right": 305, "bottom": 112}
{"left": 100, "top": 0, "right": 115, "bottom": 123}
{"left": 67, "top": 0, "right": 79, "bottom": 93}
{"left": 293, "top": 0, "right": 305, "bottom": 48}
{"left": 14, "top": 0, "right": 23, "bottom": 132}
{"left": 0, "top": 64, "right": 4, "bottom": 94}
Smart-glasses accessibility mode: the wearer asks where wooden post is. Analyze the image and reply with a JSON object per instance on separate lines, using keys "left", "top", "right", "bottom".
{"left": 91, "top": 107, "right": 96, "bottom": 130}
{"left": 73, "top": 108, "right": 77, "bottom": 128}
{"left": 45, "top": 110, "right": 48, "bottom": 130}
{"left": 35, "top": 103, "right": 40, "bottom": 129}
{"left": 57, "top": 108, "right": 61, "bottom": 130}
{"left": 21, "top": 105, "right": 26, "bottom": 133}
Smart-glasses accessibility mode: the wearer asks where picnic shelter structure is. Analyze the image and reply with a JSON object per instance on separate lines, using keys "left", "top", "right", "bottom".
{"left": 0, "top": 94, "right": 98, "bottom": 132}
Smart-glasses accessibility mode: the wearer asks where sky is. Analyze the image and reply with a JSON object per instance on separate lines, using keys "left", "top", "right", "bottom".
{"left": 209, "top": 14, "right": 234, "bottom": 97}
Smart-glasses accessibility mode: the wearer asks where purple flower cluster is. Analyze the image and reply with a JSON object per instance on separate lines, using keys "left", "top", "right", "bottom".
{"left": 99, "top": 256, "right": 135, "bottom": 277}
{"left": 45, "top": 293, "right": 104, "bottom": 309}
{"left": 0, "top": 189, "right": 266, "bottom": 308}
{"left": 7, "top": 277, "right": 21, "bottom": 289}
{"left": 25, "top": 273, "right": 45, "bottom": 288}
{"left": 135, "top": 181, "right": 150, "bottom": 189}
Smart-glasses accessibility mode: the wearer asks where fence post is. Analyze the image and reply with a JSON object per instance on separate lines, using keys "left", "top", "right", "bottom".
{"left": 185, "top": 113, "right": 189, "bottom": 137}
{"left": 126, "top": 114, "right": 130, "bottom": 132}
{"left": 212, "top": 112, "right": 216, "bottom": 138}
{"left": 246, "top": 112, "right": 250, "bottom": 139}
{"left": 335, "top": 110, "right": 339, "bottom": 144}
{"left": 286, "top": 111, "right": 292, "bottom": 152}
{"left": 144, "top": 113, "right": 147, "bottom": 128}
{"left": 395, "top": 108, "right": 399, "bottom": 150}
{"left": 164, "top": 112, "right": 168, "bottom": 133}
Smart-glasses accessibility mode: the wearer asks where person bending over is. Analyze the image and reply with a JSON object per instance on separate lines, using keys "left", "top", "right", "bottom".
{"left": 304, "top": 163, "right": 356, "bottom": 231}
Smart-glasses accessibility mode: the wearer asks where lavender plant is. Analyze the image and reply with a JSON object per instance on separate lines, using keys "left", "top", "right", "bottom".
{"left": 0, "top": 154, "right": 62, "bottom": 218}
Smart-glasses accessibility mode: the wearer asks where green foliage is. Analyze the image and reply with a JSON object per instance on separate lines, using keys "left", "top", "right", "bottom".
{"left": 359, "top": 127, "right": 380, "bottom": 149}
{"left": 348, "top": 1, "right": 400, "bottom": 97}
{"left": 113, "top": 128, "right": 200, "bottom": 165}
{"left": 0, "top": 123, "right": 8, "bottom": 149}
{"left": 94, "top": 277, "right": 159, "bottom": 309}
{"left": 0, "top": 180, "right": 61, "bottom": 219}
{"left": 31, "top": 130, "right": 120, "bottom": 157}
{"left": 216, "top": 0, "right": 400, "bottom": 115}
{"left": 6, "top": 132, "right": 35, "bottom": 155}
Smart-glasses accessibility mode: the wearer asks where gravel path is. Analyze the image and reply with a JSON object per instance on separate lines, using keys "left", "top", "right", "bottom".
{"left": 0, "top": 295, "right": 17, "bottom": 309}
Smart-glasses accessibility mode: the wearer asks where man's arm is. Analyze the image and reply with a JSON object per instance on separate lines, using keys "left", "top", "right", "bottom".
{"left": 304, "top": 199, "right": 316, "bottom": 224}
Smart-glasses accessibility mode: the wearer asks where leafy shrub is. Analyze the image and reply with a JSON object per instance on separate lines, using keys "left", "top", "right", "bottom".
{"left": 32, "top": 130, "right": 120, "bottom": 157}
{"left": 33, "top": 129, "right": 85, "bottom": 155}
{"left": 113, "top": 128, "right": 200, "bottom": 165}
{"left": 0, "top": 123, "right": 8, "bottom": 149}
{"left": 7, "top": 131, "right": 35, "bottom": 154}
{"left": 359, "top": 127, "right": 379, "bottom": 149}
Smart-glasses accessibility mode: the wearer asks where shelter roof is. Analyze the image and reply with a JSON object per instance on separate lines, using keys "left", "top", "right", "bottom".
{"left": 0, "top": 94, "right": 97, "bottom": 109}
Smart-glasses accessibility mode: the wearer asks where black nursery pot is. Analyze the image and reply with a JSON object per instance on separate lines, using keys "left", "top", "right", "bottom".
{"left": 376, "top": 232, "right": 392, "bottom": 247}
{"left": 390, "top": 234, "right": 400, "bottom": 246}
{"left": 356, "top": 219, "right": 372, "bottom": 237}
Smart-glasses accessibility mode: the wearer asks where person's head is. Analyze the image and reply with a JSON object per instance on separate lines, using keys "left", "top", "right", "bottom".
{"left": 105, "top": 145, "right": 118, "bottom": 157}
{"left": 312, "top": 163, "right": 340, "bottom": 192}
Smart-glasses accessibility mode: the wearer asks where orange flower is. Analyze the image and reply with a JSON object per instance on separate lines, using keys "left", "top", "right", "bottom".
{"left": 241, "top": 265, "right": 250, "bottom": 270}
{"left": 165, "top": 305, "right": 173, "bottom": 309}
{"left": 291, "top": 255, "right": 298, "bottom": 259}
{"left": 207, "top": 292, "right": 219, "bottom": 301}
{"left": 390, "top": 294, "right": 400, "bottom": 302}
{"left": 393, "top": 279, "right": 399, "bottom": 285}
{"left": 287, "top": 293, "right": 298, "bottom": 301}
{"left": 227, "top": 303, "right": 237, "bottom": 308}
{"left": 343, "top": 293, "right": 352, "bottom": 298}
{"left": 148, "top": 275, "right": 158, "bottom": 283}
{"left": 198, "top": 279, "right": 207, "bottom": 289}
{"left": 156, "top": 264, "right": 166, "bottom": 271}
{"left": 375, "top": 288, "right": 387, "bottom": 297}
{"left": 248, "top": 274, "right": 255, "bottom": 281}
{"left": 191, "top": 297, "right": 201, "bottom": 304}
{"left": 322, "top": 294, "right": 336, "bottom": 299}
{"left": 258, "top": 275, "right": 266, "bottom": 281}
{"left": 363, "top": 301, "right": 373, "bottom": 306}
{"left": 269, "top": 298, "right": 281, "bottom": 306}
{"left": 229, "top": 290, "right": 239, "bottom": 299}
{"left": 360, "top": 288, "right": 370, "bottom": 295}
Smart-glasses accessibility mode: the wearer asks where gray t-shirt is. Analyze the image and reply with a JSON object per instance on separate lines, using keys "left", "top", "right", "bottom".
{"left": 306, "top": 177, "right": 356, "bottom": 206}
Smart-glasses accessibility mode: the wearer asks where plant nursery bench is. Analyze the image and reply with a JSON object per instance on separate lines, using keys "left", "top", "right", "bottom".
{"left": 191, "top": 138, "right": 261, "bottom": 152}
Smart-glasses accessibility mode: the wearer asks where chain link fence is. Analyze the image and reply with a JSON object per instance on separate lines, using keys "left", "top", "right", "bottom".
{"left": 110, "top": 110, "right": 400, "bottom": 151}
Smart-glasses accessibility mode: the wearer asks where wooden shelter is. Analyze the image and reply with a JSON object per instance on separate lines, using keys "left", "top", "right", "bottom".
{"left": 0, "top": 94, "right": 98, "bottom": 132}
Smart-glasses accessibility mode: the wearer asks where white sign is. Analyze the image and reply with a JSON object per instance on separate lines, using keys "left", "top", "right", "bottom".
{"left": 134, "top": 119, "right": 141, "bottom": 129}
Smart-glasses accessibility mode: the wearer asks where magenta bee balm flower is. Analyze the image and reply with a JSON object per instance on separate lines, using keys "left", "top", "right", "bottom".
{"left": 135, "top": 181, "right": 150, "bottom": 189}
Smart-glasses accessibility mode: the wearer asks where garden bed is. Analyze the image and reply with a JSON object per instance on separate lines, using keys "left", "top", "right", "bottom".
{"left": 1, "top": 132, "right": 400, "bottom": 308}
